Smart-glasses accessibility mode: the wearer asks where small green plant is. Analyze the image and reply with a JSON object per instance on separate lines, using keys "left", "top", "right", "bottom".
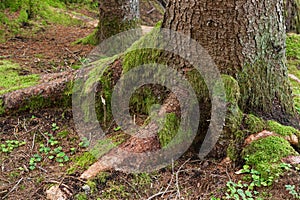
{"left": 48, "top": 146, "right": 69, "bottom": 163}
{"left": 52, "top": 123, "right": 59, "bottom": 131}
{"left": 0, "top": 140, "right": 26, "bottom": 153}
{"left": 114, "top": 126, "right": 121, "bottom": 131}
{"left": 29, "top": 154, "right": 42, "bottom": 170}
{"left": 39, "top": 143, "right": 51, "bottom": 154}
{"left": 225, "top": 165, "right": 273, "bottom": 199}
{"left": 79, "top": 137, "right": 90, "bottom": 148}
{"left": 55, "top": 151, "right": 69, "bottom": 163}
{"left": 46, "top": 132, "right": 59, "bottom": 146}
{"left": 285, "top": 185, "right": 300, "bottom": 199}
{"left": 226, "top": 180, "right": 256, "bottom": 200}
{"left": 210, "top": 197, "right": 221, "bottom": 200}
{"left": 70, "top": 147, "right": 76, "bottom": 154}
{"left": 57, "top": 130, "right": 69, "bottom": 138}
{"left": 279, "top": 163, "right": 292, "bottom": 170}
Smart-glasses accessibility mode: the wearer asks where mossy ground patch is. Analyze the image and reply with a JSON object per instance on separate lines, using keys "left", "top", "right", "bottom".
{"left": 242, "top": 136, "right": 299, "bottom": 179}
{"left": 0, "top": 60, "right": 40, "bottom": 95}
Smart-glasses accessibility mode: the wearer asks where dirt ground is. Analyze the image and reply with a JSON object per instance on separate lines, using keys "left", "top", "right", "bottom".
{"left": 0, "top": 3, "right": 300, "bottom": 200}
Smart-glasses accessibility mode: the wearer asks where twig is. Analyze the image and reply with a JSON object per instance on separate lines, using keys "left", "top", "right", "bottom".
{"left": 225, "top": 165, "right": 231, "bottom": 181}
{"left": 65, "top": 47, "right": 83, "bottom": 64}
{"left": 147, "top": 190, "right": 175, "bottom": 200}
{"left": 175, "top": 158, "right": 191, "bottom": 200}
{"left": 147, "top": 7, "right": 156, "bottom": 14}
{"left": 31, "top": 132, "right": 36, "bottom": 151}
{"left": 289, "top": 74, "right": 300, "bottom": 83}
{"left": 37, "top": 166, "right": 47, "bottom": 173}
{"left": 2, "top": 177, "right": 23, "bottom": 199}
{"left": 46, "top": 179, "right": 71, "bottom": 190}
{"left": 161, "top": 159, "right": 175, "bottom": 197}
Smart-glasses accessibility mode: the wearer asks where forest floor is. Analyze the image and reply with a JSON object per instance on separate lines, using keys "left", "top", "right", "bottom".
{"left": 1, "top": 2, "right": 300, "bottom": 200}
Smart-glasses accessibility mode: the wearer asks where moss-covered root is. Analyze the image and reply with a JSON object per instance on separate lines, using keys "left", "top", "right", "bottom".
{"left": 242, "top": 136, "right": 299, "bottom": 181}
{"left": 1, "top": 70, "right": 74, "bottom": 115}
{"left": 267, "top": 120, "right": 300, "bottom": 137}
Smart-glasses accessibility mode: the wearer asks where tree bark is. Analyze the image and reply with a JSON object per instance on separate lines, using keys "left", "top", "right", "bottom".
{"left": 162, "top": 0, "right": 297, "bottom": 125}
{"left": 285, "top": 0, "right": 300, "bottom": 33}
{"left": 96, "top": 0, "right": 140, "bottom": 43}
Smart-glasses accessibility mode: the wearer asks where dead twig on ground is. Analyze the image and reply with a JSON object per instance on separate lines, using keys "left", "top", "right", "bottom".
{"left": 2, "top": 177, "right": 23, "bottom": 199}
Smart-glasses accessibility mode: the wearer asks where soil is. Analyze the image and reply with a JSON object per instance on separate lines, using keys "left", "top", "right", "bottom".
{"left": 0, "top": 3, "right": 299, "bottom": 200}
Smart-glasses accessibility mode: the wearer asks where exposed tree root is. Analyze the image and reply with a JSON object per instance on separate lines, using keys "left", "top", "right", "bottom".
{"left": 80, "top": 92, "right": 180, "bottom": 179}
{"left": 0, "top": 70, "right": 76, "bottom": 114}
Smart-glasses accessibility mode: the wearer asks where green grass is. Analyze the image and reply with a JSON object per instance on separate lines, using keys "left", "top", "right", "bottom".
{"left": 0, "top": 0, "right": 86, "bottom": 41}
{"left": 0, "top": 60, "right": 40, "bottom": 95}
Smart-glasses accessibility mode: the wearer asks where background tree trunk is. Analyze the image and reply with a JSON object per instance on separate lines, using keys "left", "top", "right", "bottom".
{"left": 285, "top": 0, "right": 300, "bottom": 33}
{"left": 162, "top": 0, "right": 297, "bottom": 125}
{"left": 96, "top": 0, "right": 140, "bottom": 42}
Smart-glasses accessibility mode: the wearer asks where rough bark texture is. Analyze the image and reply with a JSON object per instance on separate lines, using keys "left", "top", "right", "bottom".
{"left": 0, "top": 71, "right": 75, "bottom": 115}
{"left": 285, "top": 0, "right": 300, "bottom": 33}
{"left": 162, "top": 0, "right": 297, "bottom": 125}
{"left": 96, "top": 0, "right": 140, "bottom": 42}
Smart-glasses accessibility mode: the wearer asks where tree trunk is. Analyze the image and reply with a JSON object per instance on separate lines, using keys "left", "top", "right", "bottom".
{"left": 285, "top": 0, "right": 300, "bottom": 33}
{"left": 162, "top": 0, "right": 297, "bottom": 125}
{"left": 96, "top": 0, "right": 140, "bottom": 42}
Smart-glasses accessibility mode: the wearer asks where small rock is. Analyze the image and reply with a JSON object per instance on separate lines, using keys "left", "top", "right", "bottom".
{"left": 281, "top": 155, "right": 300, "bottom": 164}
{"left": 82, "top": 184, "right": 91, "bottom": 194}
{"left": 46, "top": 185, "right": 67, "bottom": 200}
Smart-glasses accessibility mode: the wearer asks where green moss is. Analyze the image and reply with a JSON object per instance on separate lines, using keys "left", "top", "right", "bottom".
{"left": 222, "top": 75, "right": 243, "bottom": 133}
{"left": 86, "top": 180, "right": 97, "bottom": 193}
{"left": 67, "top": 133, "right": 128, "bottom": 174}
{"left": 132, "top": 173, "right": 152, "bottom": 186}
{"left": 226, "top": 142, "right": 238, "bottom": 162}
{"left": 0, "top": 60, "right": 40, "bottom": 95}
{"left": 222, "top": 74, "right": 240, "bottom": 105}
{"left": 101, "top": 181, "right": 130, "bottom": 199}
{"left": 267, "top": 120, "right": 300, "bottom": 137}
{"left": 244, "top": 114, "right": 266, "bottom": 134}
{"left": 67, "top": 152, "right": 96, "bottom": 174}
{"left": 157, "top": 113, "right": 180, "bottom": 148}
{"left": 76, "top": 56, "right": 118, "bottom": 127}
{"left": 17, "top": 80, "right": 73, "bottom": 113}
{"left": 0, "top": 99, "right": 4, "bottom": 115}
{"left": 89, "top": 138, "right": 116, "bottom": 159}
{"left": 96, "top": 172, "right": 110, "bottom": 184}
{"left": 129, "top": 86, "right": 165, "bottom": 116}
{"left": 238, "top": 59, "right": 295, "bottom": 117}
{"left": 242, "top": 136, "right": 298, "bottom": 179}
{"left": 287, "top": 60, "right": 300, "bottom": 114}
{"left": 73, "top": 29, "right": 98, "bottom": 46}
{"left": 75, "top": 193, "right": 87, "bottom": 200}
{"left": 57, "top": 130, "right": 69, "bottom": 138}
{"left": 0, "top": 0, "right": 82, "bottom": 41}
{"left": 122, "top": 25, "right": 163, "bottom": 74}
{"left": 286, "top": 34, "right": 300, "bottom": 115}
{"left": 286, "top": 34, "right": 300, "bottom": 60}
